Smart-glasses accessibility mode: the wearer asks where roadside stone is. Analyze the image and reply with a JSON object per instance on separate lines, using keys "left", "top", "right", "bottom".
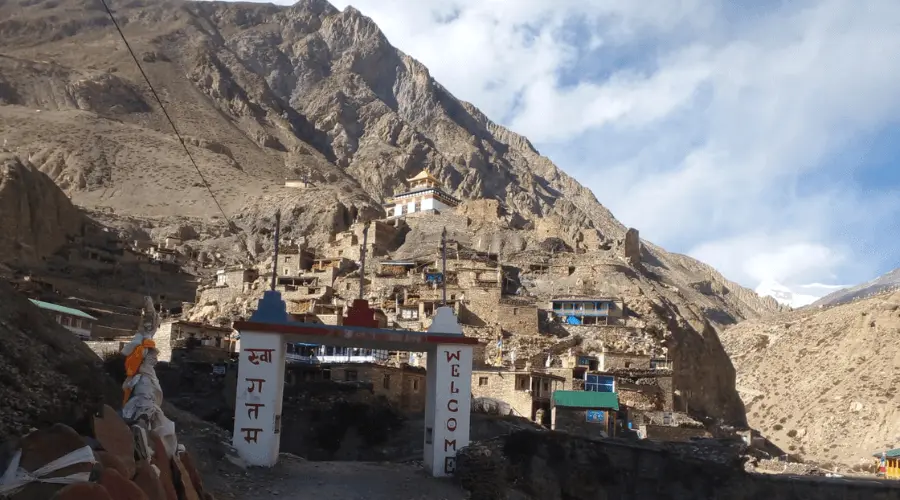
{"left": 133, "top": 461, "right": 166, "bottom": 500}
{"left": 173, "top": 455, "right": 201, "bottom": 500}
{"left": 178, "top": 450, "right": 208, "bottom": 499}
{"left": 95, "top": 450, "right": 131, "bottom": 480}
{"left": 51, "top": 482, "right": 114, "bottom": 500}
{"left": 93, "top": 405, "right": 137, "bottom": 479}
{"left": 148, "top": 432, "right": 177, "bottom": 500}
{"left": 100, "top": 467, "right": 149, "bottom": 500}
{"left": 12, "top": 424, "right": 93, "bottom": 500}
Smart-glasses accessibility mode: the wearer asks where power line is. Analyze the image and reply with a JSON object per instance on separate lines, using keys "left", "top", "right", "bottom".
{"left": 99, "top": 0, "right": 253, "bottom": 261}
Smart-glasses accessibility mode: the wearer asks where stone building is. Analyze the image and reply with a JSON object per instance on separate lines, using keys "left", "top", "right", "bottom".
{"left": 471, "top": 368, "right": 565, "bottom": 423}
{"left": 384, "top": 170, "right": 460, "bottom": 218}
{"left": 280, "top": 247, "right": 315, "bottom": 276}
{"left": 623, "top": 227, "right": 641, "bottom": 266}
{"left": 155, "top": 320, "right": 235, "bottom": 363}
{"left": 327, "top": 363, "right": 427, "bottom": 413}
{"left": 551, "top": 390, "right": 621, "bottom": 438}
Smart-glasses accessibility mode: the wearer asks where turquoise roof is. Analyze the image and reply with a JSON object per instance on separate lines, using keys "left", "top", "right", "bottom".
{"left": 29, "top": 299, "right": 97, "bottom": 320}
{"left": 874, "top": 448, "right": 900, "bottom": 458}
{"left": 552, "top": 390, "right": 619, "bottom": 410}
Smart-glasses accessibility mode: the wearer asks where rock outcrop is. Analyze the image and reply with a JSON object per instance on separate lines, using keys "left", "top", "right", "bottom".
{"left": 0, "top": 153, "right": 86, "bottom": 265}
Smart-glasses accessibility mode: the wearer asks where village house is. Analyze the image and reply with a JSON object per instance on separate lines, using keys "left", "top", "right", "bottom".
{"left": 548, "top": 297, "right": 625, "bottom": 325}
{"left": 29, "top": 299, "right": 96, "bottom": 340}
{"left": 280, "top": 247, "right": 315, "bottom": 276}
{"left": 471, "top": 368, "right": 565, "bottom": 424}
{"left": 285, "top": 362, "right": 427, "bottom": 413}
{"left": 155, "top": 320, "right": 236, "bottom": 363}
{"left": 384, "top": 170, "right": 460, "bottom": 219}
{"left": 551, "top": 390, "right": 621, "bottom": 438}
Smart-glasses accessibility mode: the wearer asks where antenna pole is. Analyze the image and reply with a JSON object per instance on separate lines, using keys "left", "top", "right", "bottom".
{"left": 359, "top": 222, "right": 370, "bottom": 300}
{"left": 270, "top": 210, "right": 281, "bottom": 291}
{"left": 441, "top": 227, "right": 448, "bottom": 306}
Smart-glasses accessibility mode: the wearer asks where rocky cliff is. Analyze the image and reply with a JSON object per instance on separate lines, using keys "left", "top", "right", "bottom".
{"left": 0, "top": 0, "right": 787, "bottom": 425}
{"left": 0, "top": 152, "right": 86, "bottom": 265}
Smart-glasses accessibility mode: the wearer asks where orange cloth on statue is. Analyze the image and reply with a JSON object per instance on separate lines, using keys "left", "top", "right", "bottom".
{"left": 123, "top": 339, "right": 156, "bottom": 405}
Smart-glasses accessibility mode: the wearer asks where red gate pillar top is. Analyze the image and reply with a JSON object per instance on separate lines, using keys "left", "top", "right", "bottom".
{"left": 344, "top": 299, "right": 379, "bottom": 328}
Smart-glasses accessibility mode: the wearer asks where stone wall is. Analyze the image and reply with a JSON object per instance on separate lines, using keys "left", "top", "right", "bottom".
{"left": 599, "top": 351, "right": 651, "bottom": 370}
{"left": 455, "top": 431, "right": 900, "bottom": 500}
{"left": 638, "top": 424, "right": 711, "bottom": 442}
{"left": 551, "top": 407, "right": 613, "bottom": 438}
{"left": 471, "top": 371, "right": 536, "bottom": 419}
{"left": 155, "top": 321, "right": 174, "bottom": 362}
{"left": 84, "top": 340, "right": 124, "bottom": 357}
{"left": 617, "top": 375, "right": 674, "bottom": 412}
{"left": 496, "top": 304, "right": 539, "bottom": 336}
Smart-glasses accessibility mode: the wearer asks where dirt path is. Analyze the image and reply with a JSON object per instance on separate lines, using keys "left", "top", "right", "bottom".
{"left": 211, "top": 456, "right": 467, "bottom": 500}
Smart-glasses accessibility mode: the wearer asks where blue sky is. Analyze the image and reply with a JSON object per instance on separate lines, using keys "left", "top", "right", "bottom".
{"left": 232, "top": 0, "right": 900, "bottom": 295}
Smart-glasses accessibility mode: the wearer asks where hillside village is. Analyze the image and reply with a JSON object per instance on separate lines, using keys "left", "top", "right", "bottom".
{"left": 1, "top": 0, "right": 899, "bottom": 498}
{"left": 6, "top": 170, "right": 703, "bottom": 442}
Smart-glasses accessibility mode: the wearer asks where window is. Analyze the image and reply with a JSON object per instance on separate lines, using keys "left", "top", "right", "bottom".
{"left": 585, "top": 374, "right": 615, "bottom": 393}
{"left": 61, "top": 316, "right": 71, "bottom": 326}
{"left": 516, "top": 375, "right": 529, "bottom": 390}
{"left": 56, "top": 315, "right": 62, "bottom": 324}
{"left": 344, "top": 370, "right": 358, "bottom": 382}
{"left": 414, "top": 201, "right": 421, "bottom": 212}
{"left": 413, "top": 379, "right": 420, "bottom": 392}
{"left": 383, "top": 374, "right": 391, "bottom": 389}
{"left": 478, "top": 377, "right": 489, "bottom": 386}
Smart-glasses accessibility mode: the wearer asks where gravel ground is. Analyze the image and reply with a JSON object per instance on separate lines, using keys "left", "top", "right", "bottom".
{"left": 213, "top": 455, "right": 467, "bottom": 500}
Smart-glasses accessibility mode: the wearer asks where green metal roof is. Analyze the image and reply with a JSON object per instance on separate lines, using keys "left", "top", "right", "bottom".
{"left": 873, "top": 448, "right": 900, "bottom": 458}
{"left": 29, "top": 299, "right": 97, "bottom": 320}
{"left": 552, "top": 390, "right": 619, "bottom": 410}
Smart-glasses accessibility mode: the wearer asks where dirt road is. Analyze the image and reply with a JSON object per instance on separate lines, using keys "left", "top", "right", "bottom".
{"left": 209, "top": 456, "right": 467, "bottom": 500}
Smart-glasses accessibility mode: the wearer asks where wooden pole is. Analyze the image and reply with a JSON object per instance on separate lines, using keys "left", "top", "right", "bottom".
{"left": 270, "top": 210, "right": 281, "bottom": 291}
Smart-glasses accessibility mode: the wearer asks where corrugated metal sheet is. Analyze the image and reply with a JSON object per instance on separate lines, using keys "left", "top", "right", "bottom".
{"left": 552, "top": 390, "right": 619, "bottom": 410}
{"left": 29, "top": 299, "right": 97, "bottom": 320}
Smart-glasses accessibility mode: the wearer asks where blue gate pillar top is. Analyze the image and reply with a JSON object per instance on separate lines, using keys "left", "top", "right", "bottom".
{"left": 249, "top": 290, "right": 291, "bottom": 324}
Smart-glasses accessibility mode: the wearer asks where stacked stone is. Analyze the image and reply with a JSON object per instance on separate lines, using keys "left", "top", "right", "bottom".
{"left": 455, "top": 442, "right": 508, "bottom": 500}
{"left": 0, "top": 405, "right": 213, "bottom": 500}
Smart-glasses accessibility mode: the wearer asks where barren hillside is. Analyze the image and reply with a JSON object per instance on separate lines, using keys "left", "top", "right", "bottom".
{"left": 0, "top": 0, "right": 790, "bottom": 425}
{"left": 720, "top": 291, "right": 900, "bottom": 466}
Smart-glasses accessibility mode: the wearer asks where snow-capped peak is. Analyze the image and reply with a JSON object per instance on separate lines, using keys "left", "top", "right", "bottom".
{"left": 755, "top": 279, "right": 823, "bottom": 308}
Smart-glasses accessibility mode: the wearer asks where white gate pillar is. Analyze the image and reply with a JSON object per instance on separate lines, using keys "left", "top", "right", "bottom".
{"left": 424, "top": 307, "right": 473, "bottom": 477}
{"left": 232, "top": 292, "right": 288, "bottom": 466}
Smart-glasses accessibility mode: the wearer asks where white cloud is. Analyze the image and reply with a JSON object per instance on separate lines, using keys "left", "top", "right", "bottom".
{"left": 239, "top": 0, "right": 900, "bottom": 295}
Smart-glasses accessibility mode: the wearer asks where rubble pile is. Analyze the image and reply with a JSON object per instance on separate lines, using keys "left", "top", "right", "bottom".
{"left": 0, "top": 405, "right": 213, "bottom": 499}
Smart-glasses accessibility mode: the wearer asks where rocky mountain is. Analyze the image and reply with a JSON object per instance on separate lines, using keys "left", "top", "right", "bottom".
{"left": 720, "top": 290, "right": 900, "bottom": 467}
{"left": 811, "top": 268, "right": 900, "bottom": 308}
{"left": 0, "top": 0, "right": 787, "bottom": 425}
